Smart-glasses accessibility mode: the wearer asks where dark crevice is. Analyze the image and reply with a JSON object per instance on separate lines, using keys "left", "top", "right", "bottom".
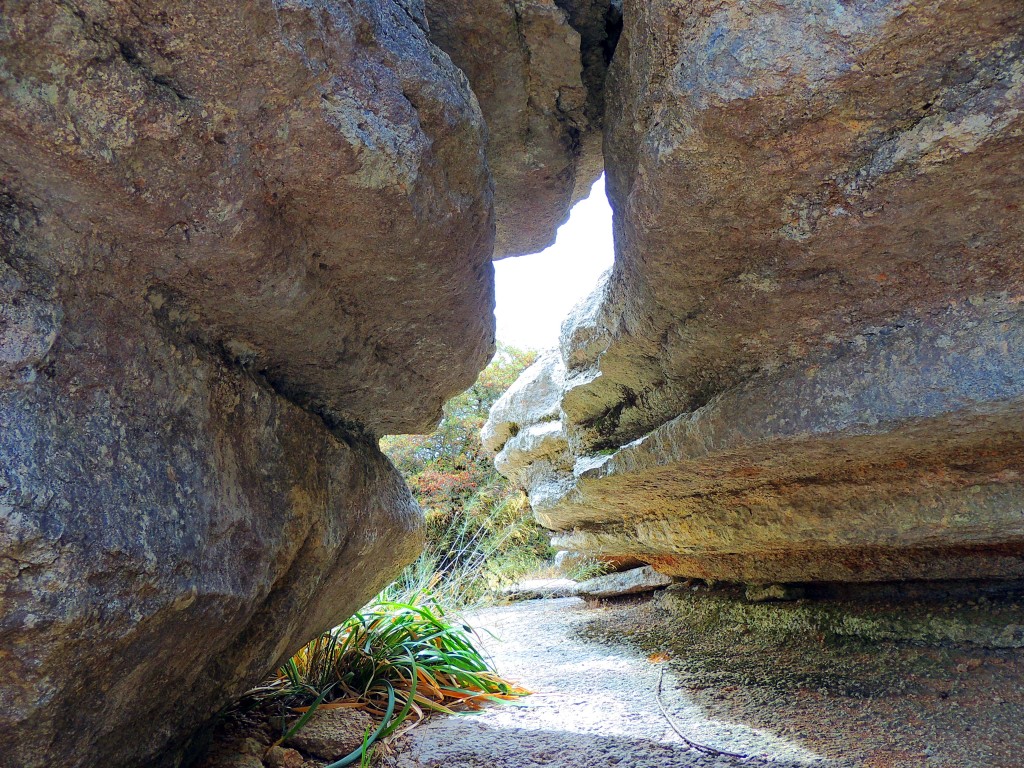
{"left": 116, "top": 37, "right": 192, "bottom": 101}
{"left": 603, "top": 1, "right": 624, "bottom": 67}
{"left": 553, "top": 0, "right": 623, "bottom": 128}
{"left": 56, "top": 1, "right": 192, "bottom": 102}
{"left": 393, "top": 0, "right": 430, "bottom": 37}
{"left": 142, "top": 284, "right": 376, "bottom": 447}
{"left": 582, "top": 385, "right": 639, "bottom": 448}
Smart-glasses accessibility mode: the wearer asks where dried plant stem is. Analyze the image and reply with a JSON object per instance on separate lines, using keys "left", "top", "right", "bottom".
{"left": 655, "top": 667, "right": 751, "bottom": 761}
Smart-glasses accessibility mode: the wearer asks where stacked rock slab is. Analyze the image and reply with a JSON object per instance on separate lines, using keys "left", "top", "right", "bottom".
{"left": 485, "top": 0, "right": 1024, "bottom": 584}
{"left": 0, "top": 2, "right": 494, "bottom": 766}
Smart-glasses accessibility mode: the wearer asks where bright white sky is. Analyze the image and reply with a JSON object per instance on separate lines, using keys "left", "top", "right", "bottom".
{"left": 493, "top": 175, "right": 615, "bottom": 351}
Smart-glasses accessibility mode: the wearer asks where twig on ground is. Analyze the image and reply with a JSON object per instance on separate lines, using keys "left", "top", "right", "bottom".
{"left": 655, "top": 667, "right": 751, "bottom": 761}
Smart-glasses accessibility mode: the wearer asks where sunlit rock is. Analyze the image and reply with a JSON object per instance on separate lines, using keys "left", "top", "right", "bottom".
{"left": 486, "top": 0, "right": 1024, "bottom": 584}
{"left": 575, "top": 566, "right": 673, "bottom": 598}
{"left": 424, "top": 0, "right": 617, "bottom": 258}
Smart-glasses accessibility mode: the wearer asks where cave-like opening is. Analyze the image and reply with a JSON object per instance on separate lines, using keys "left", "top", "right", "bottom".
{"left": 493, "top": 175, "right": 614, "bottom": 351}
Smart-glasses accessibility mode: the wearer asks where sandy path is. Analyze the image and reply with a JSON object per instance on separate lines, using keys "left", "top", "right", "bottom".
{"left": 388, "top": 598, "right": 823, "bottom": 768}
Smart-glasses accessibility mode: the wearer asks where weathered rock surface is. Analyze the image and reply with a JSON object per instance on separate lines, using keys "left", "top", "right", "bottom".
{"left": 0, "top": 292, "right": 423, "bottom": 768}
{"left": 1, "top": 0, "right": 495, "bottom": 437}
{"left": 502, "top": 566, "right": 671, "bottom": 600}
{"left": 0, "top": 1, "right": 493, "bottom": 766}
{"left": 7, "top": 0, "right": 1024, "bottom": 764}
{"left": 485, "top": 0, "right": 1024, "bottom": 583}
{"left": 263, "top": 747, "right": 305, "bottom": 768}
{"left": 482, "top": 348, "right": 578, "bottom": 517}
{"left": 424, "top": 0, "right": 617, "bottom": 258}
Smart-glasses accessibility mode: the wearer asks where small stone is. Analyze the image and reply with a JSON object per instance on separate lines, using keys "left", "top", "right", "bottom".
{"left": 285, "top": 708, "right": 377, "bottom": 760}
{"left": 265, "top": 745, "right": 304, "bottom": 768}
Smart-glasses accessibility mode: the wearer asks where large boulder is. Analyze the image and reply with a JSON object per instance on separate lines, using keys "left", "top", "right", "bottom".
{"left": 0, "top": 0, "right": 494, "bottom": 436}
{"left": 0, "top": 287, "right": 423, "bottom": 768}
{"left": 0, "top": 1, "right": 492, "bottom": 765}
{"left": 424, "top": 0, "right": 617, "bottom": 258}
{"left": 485, "top": 0, "right": 1024, "bottom": 583}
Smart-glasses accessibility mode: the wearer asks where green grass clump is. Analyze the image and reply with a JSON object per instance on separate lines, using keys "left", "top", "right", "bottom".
{"left": 246, "top": 597, "right": 528, "bottom": 765}
{"left": 563, "top": 556, "right": 610, "bottom": 582}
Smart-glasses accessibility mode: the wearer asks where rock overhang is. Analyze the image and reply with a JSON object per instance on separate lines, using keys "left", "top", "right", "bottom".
{"left": 0, "top": 1, "right": 502, "bottom": 765}
{"left": 1, "top": 0, "right": 497, "bottom": 437}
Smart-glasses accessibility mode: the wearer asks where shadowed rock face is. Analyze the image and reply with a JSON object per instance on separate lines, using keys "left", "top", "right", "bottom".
{"left": 0, "top": 269, "right": 423, "bottom": 767}
{"left": 485, "top": 0, "right": 1024, "bottom": 583}
{"left": 424, "top": 0, "right": 617, "bottom": 258}
{"left": 0, "top": 1, "right": 492, "bottom": 765}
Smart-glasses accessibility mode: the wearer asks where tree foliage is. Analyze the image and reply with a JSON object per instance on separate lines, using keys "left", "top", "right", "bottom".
{"left": 383, "top": 344, "right": 537, "bottom": 517}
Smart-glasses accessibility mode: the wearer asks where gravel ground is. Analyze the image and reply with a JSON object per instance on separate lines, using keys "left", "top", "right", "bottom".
{"left": 385, "top": 593, "right": 1024, "bottom": 768}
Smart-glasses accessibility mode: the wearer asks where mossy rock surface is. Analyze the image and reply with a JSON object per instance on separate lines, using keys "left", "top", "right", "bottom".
{"left": 659, "top": 581, "right": 1024, "bottom": 649}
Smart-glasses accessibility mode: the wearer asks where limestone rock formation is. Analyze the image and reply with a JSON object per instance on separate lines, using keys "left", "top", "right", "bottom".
{"left": 423, "top": 0, "right": 617, "bottom": 258}
{"left": 1, "top": 0, "right": 495, "bottom": 437}
{"left": 0, "top": 309, "right": 423, "bottom": 768}
{"left": 482, "top": 348, "right": 574, "bottom": 513}
{"left": 6, "top": 0, "right": 1024, "bottom": 763}
{"left": 485, "top": 0, "right": 1024, "bottom": 583}
{"left": 0, "top": 1, "right": 493, "bottom": 766}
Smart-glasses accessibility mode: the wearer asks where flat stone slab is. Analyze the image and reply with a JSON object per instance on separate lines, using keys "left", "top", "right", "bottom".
{"left": 502, "top": 578, "right": 580, "bottom": 601}
{"left": 575, "top": 566, "right": 673, "bottom": 599}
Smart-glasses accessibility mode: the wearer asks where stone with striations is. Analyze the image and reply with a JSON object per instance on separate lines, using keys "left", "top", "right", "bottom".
{"left": 575, "top": 566, "right": 673, "bottom": 599}
{"left": 484, "top": 0, "right": 1024, "bottom": 584}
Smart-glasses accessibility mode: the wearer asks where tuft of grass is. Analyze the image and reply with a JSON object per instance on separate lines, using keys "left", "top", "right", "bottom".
{"left": 245, "top": 596, "right": 528, "bottom": 763}
{"left": 382, "top": 489, "right": 552, "bottom": 611}
{"left": 564, "top": 556, "right": 610, "bottom": 582}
